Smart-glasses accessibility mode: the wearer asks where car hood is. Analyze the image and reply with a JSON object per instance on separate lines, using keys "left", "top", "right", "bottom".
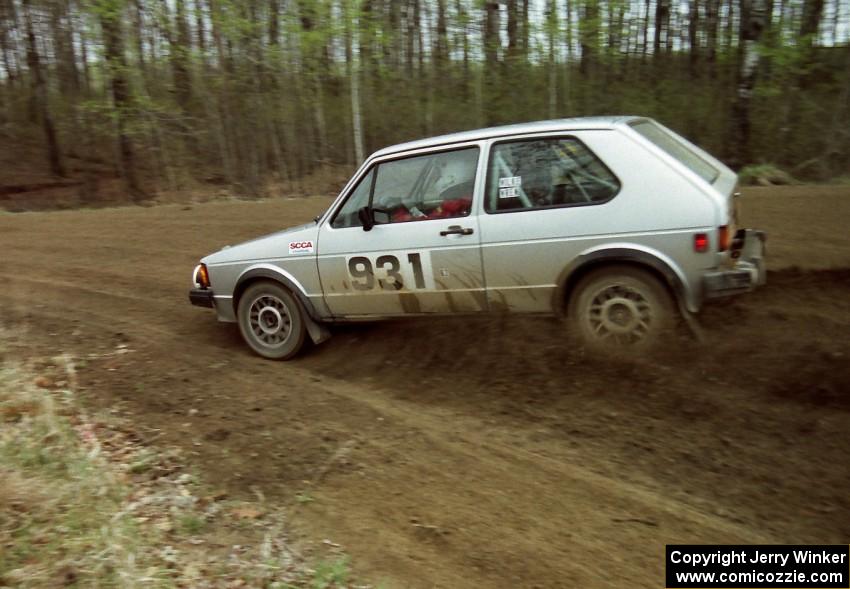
{"left": 202, "top": 222, "right": 319, "bottom": 265}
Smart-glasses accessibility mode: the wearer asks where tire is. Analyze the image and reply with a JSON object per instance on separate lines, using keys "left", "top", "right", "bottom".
{"left": 237, "top": 281, "right": 307, "bottom": 360}
{"left": 568, "top": 265, "right": 675, "bottom": 351}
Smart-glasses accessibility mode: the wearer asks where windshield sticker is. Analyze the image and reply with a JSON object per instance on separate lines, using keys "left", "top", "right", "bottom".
{"left": 288, "top": 240, "right": 314, "bottom": 254}
{"left": 499, "top": 187, "right": 519, "bottom": 199}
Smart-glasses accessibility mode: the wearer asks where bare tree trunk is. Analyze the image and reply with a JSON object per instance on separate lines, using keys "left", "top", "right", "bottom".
{"left": 313, "top": 74, "right": 327, "bottom": 161}
{"left": 173, "top": 0, "right": 193, "bottom": 113}
{"left": 724, "top": 0, "right": 736, "bottom": 52}
{"left": 654, "top": 0, "right": 670, "bottom": 56}
{"left": 829, "top": 0, "right": 840, "bottom": 44}
{"left": 388, "top": 0, "right": 402, "bottom": 70}
{"left": 705, "top": 0, "right": 720, "bottom": 75}
{"left": 579, "top": 0, "right": 599, "bottom": 76}
{"left": 345, "top": 0, "right": 364, "bottom": 164}
{"left": 0, "top": 41, "right": 15, "bottom": 92}
{"left": 689, "top": 0, "right": 700, "bottom": 77}
{"left": 414, "top": 0, "right": 424, "bottom": 84}
{"left": 483, "top": 1, "right": 500, "bottom": 124}
{"left": 197, "top": 0, "right": 207, "bottom": 57}
{"left": 208, "top": 0, "right": 228, "bottom": 72}
{"left": 521, "top": 0, "right": 530, "bottom": 56}
{"left": 55, "top": 0, "right": 86, "bottom": 157}
{"left": 298, "top": 0, "right": 327, "bottom": 163}
{"left": 52, "top": 0, "right": 80, "bottom": 96}
{"left": 506, "top": 0, "right": 519, "bottom": 62}
{"left": 455, "top": 0, "right": 470, "bottom": 96}
{"left": 483, "top": 2, "right": 500, "bottom": 66}
{"left": 823, "top": 45, "right": 850, "bottom": 175}
{"left": 799, "top": 0, "right": 824, "bottom": 41}
{"left": 563, "top": 0, "right": 573, "bottom": 112}
{"left": 729, "top": 0, "right": 766, "bottom": 168}
{"left": 547, "top": 0, "right": 557, "bottom": 118}
{"left": 417, "top": 0, "right": 431, "bottom": 134}
{"left": 797, "top": 0, "right": 824, "bottom": 87}
{"left": 75, "top": 11, "right": 91, "bottom": 94}
{"left": 99, "top": 2, "right": 144, "bottom": 199}
{"left": 23, "top": 0, "right": 64, "bottom": 177}
{"left": 405, "top": 0, "right": 416, "bottom": 73}
{"left": 434, "top": 0, "right": 448, "bottom": 66}
{"left": 132, "top": 0, "right": 146, "bottom": 76}
{"left": 0, "top": 0, "right": 20, "bottom": 92}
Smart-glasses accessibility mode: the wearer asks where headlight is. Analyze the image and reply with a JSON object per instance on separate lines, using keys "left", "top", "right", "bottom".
{"left": 192, "top": 264, "right": 211, "bottom": 289}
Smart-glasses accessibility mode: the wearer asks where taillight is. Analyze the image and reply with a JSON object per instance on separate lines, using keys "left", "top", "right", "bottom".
{"left": 718, "top": 225, "right": 730, "bottom": 252}
{"left": 694, "top": 233, "right": 709, "bottom": 253}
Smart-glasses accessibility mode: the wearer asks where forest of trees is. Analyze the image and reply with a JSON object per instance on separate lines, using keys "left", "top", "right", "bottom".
{"left": 0, "top": 0, "right": 848, "bottom": 199}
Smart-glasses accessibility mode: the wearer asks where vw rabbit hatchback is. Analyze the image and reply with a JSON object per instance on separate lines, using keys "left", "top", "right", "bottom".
{"left": 189, "top": 117, "right": 766, "bottom": 359}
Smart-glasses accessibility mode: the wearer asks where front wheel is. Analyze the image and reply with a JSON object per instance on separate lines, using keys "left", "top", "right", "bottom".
{"left": 568, "top": 265, "right": 675, "bottom": 351}
{"left": 237, "top": 281, "right": 307, "bottom": 360}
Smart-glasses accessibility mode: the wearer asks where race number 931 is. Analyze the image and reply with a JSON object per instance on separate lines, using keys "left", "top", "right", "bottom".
{"left": 346, "top": 252, "right": 433, "bottom": 291}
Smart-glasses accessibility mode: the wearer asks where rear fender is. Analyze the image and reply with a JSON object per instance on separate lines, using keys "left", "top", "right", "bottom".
{"left": 553, "top": 245, "right": 695, "bottom": 315}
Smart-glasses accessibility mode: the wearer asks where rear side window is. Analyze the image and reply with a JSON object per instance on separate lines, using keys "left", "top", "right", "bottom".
{"left": 630, "top": 120, "right": 718, "bottom": 183}
{"left": 485, "top": 137, "right": 620, "bottom": 213}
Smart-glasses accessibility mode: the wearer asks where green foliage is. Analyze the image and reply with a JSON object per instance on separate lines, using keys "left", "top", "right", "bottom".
{"left": 295, "top": 490, "right": 315, "bottom": 504}
{"left": 738, "top": 164, "right": 797, "bottom": 186}
{"left": 4, "top": 0, "right": 849, "bottom": 198}
{"left": 311, "top": 556, "right": 350, "bottom": 589}
{"left": 178, "top": 513, "right": 207, "bottom": 535}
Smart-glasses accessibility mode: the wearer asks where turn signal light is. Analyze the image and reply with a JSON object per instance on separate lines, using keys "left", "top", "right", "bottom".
{"left": 718, "top": 225, "right": 730, "bottom": 252}
{"left": 694, "top": 233, "right": 709, "bottom": 253}
{"left": 197, "top": 264, "right": 211, "bottom": 288}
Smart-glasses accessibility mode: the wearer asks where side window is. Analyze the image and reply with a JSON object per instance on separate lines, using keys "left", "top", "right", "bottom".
{"left": 372, "top": 147, "right": 479, "bottom": 223}
{"left": 485, "top": 138, "right": 619, "bottom": 213}
{"left": 331, "top": 169, "right": 374, "bottom": 229}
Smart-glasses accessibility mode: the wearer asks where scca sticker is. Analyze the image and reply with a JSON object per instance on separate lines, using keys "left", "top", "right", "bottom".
{"left": 288, "top": 240, "right": 314, "bottom": 254}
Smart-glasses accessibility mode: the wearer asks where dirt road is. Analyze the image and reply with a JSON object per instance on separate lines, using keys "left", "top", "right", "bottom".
{"left": 1, "top": 186, "right": 849, "bottom": 587}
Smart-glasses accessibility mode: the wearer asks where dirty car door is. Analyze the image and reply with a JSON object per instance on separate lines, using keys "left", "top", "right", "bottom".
{"left": 477, "top": 134, "right": 623, "bottom": 312}
{"left": 317, "top": 145, "right": 486, "bottom": 317}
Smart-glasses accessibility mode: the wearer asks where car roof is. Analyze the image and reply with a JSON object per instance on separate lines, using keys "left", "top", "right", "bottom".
{"left": 370, "top": 116, "right": 641, "bottom": 159}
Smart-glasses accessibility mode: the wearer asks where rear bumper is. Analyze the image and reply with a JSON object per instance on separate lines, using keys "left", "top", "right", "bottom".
{"left": 189, "top": 288, "right": 215, "bottom": 308}
{"left": 703, "top": 229, "right": 767, "bottom": 299}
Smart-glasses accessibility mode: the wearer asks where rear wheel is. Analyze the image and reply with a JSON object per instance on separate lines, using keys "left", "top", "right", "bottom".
{"left": 237, "top": 281, "right": 307, "bottom": 360}
{"left": 568, "top": 265, "right": 675, "bottom": 351}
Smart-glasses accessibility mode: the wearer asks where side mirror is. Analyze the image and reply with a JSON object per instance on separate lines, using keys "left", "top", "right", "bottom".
{"left": 358, "top": 206, "right": 374, "bottom": 232}
{"left": 373, "top": 209, "right": 390, "bottom": 225}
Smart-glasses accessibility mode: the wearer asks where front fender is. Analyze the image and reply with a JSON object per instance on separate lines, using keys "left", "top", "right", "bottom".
{"left": 233, "top": 263, "right": 321, "bottom": 321}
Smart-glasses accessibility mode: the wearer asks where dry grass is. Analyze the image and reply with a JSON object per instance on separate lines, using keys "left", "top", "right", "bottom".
{"left": 0, "top": 360, "right": 158, "bottom": 587}
{"left": 0, "top": 338, "right": 360, "bottom": 588}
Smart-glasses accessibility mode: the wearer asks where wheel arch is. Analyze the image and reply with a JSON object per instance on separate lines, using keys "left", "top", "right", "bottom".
{"left": 553, "top": 246, "right": 692, "bottom": 316}
{"left": 232, "top": 264, "right": 319, "bottom": 321}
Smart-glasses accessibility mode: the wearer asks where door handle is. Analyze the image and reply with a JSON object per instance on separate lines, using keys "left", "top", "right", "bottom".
{"left": 440, "top": 225, "right": 474, "bottom": 236}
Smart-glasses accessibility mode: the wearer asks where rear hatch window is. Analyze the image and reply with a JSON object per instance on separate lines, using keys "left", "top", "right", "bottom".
{"left": 629, "top": 120, "right": 719, "bottom": 184}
